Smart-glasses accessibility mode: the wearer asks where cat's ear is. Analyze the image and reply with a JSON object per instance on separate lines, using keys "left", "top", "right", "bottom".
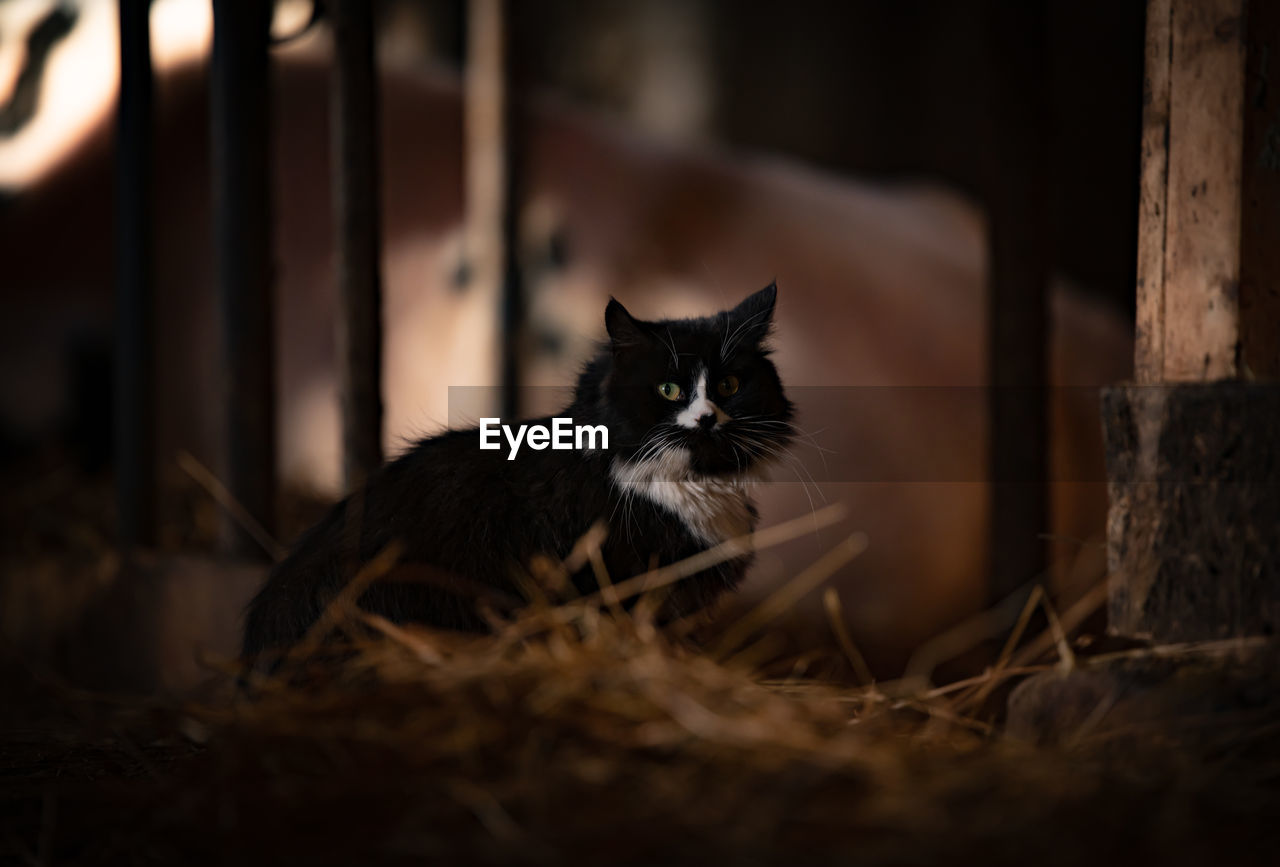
{"left": 604, "top": 297, "right": 650, "bottom": 348}
{"left": 726, "top": 281, "right": 778, "bottom": 346}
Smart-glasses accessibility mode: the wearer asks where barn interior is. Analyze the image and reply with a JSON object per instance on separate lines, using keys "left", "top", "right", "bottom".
{"left": 1, "top": 1, "right": 1277, "bottom": 864}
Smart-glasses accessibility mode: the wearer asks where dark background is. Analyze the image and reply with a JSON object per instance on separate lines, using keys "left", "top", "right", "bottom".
{"left": 403, "top": 0, "right": 1144, "bottom": 314}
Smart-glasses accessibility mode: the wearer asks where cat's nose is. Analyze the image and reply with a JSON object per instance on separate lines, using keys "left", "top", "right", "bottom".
{"left": 697, "top": 412, "right": 717, "bottom": 431}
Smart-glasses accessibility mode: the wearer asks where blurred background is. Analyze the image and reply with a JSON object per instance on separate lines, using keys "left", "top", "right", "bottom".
{"left": 0, "top": 0, "right": 1138, "bottom": 692}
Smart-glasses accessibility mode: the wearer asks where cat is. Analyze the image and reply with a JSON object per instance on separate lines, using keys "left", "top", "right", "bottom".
{"left": 240, "top": 283, "right": 794, "bottom": 663}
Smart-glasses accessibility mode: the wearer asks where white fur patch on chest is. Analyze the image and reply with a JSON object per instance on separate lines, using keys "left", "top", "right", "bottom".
{"left": 609, "top": 447, "right": 756, "bottom": 546}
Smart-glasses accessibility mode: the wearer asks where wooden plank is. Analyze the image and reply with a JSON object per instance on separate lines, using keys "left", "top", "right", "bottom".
{"left": 330, "top": 0, "right": 385, "bottom": 491}
{"left": 1161, "top": 0, "right": 1247, "bottom": 381}
{"left": 211, "top": 1, "right": 276, "bottom": 557}
{"left": 115, "top": 0, "right": 156, "bottom": 549}
{"left": 1135, "top": 0, "right": 1173, "bottom": 385}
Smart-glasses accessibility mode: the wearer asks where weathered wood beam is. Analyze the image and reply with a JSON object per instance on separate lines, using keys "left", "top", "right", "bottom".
{"left": 115, "top": 0, "right": 156, "bottom": 550}
{"left": 330, "top": 0, "right": 385, "bottom": 492}
{"left": 1134, "top": 0, "right": 1172, "bottom": 384}
{"left": 211, "top": 0, "right": 276, "bottom": 557}
{"left": 1136, "top": 0, "right": 1280, "bottom": 383}
{"left": 1106, "top": 0, "right": 1280, "bottom": 641}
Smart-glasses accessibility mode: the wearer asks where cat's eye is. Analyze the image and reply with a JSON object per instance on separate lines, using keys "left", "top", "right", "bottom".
{"left": 716, "top": 375, "right": 740, "bottom": 397}
{"left": 657, "top": 382, "right": 682, "bottom": 401}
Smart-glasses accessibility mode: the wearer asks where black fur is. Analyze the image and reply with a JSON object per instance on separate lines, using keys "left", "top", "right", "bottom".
{"left": 241, "top": 284, "right": 794, "bottom": 662}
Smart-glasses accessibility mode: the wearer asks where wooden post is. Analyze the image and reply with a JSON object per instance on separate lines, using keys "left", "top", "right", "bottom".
{"left": 1104, "top": 0, "right": 1280, "bottom": 640}
{"left": 466, "top": 0, "right": 524, "bottom": 420}
{"left": 115, "top": 0, "right": 156, "bottom": 550}
{"left": 985, "top": 2, "right": 1049, "bottom": 602}
{"left": 1136, "top": 0, "right": 1280, "bottom": 383}
{"left": 1008, "top": 0, "right": 1280, "bottom": 739}
{"left": 330, "top": 0, "right": 384, "bottom": 492}
{"left": 211, "top": 1, "right": 276, "bottom": 558}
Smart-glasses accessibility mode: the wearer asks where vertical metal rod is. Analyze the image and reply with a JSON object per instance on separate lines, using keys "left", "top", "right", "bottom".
{"left": 115, "top": 0, "right": 156, "bottom": 550}
{"left": 986, "top": 2, "right": 1049, "bottom": 601}
{"left": 211, "top": 0, "right": 276, "bottom": 557}
{"left": 498, "top": 2, "right": 525, "bottom": 425}
{"left": 466, "top": 0, "right": 524, "bottom": 420}
{"left": 330, "top": 0, "right": 384, "bottom": 492}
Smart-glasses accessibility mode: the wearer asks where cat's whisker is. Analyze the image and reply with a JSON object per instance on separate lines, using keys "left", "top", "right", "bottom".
{"left": 730, "top": 417, "right": 832, "bottom": 476}
{"left": 787, "top": 462, "right": 820, "bottom": 526}
{"left": 629, "top": 429, "right": 679, "bottom": 467}
{"left": 780, "top": 421, "right": 835, "bottom": 474}
{"left": 733, "top": 434, "right": 823, "bottom": 523}
{"left": 720, "top": 307, "right": 772, "bottom": 360}
{"left": 662, "top": 328, "right": 680, "bottom": 369}
{"left": 762, "top": 444, "right": 825, "bottom": 502}
{"left": 792, "top": 452, "right": 825, "bottom": 488}
{"left": 722, "top": 434, "right": 788, "bottom": 480}
{"left": 726, "top": 434, "right": 825, "bottom": 515}
{"left": 784, "top": 452, "right": 828, "bottom": 506}
{"left": 744, "top": 436, "right": 821, "bottom": 487}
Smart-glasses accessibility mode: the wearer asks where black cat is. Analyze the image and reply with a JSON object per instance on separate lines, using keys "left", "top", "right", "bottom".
{"left": 241, "top": 283, "right": 794, "bottom": 662}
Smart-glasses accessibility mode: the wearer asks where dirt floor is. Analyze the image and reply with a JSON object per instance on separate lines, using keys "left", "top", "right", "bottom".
{"left": 4, "top": 598, "right": 1280, "bottom": 866}
{"left": 2, "top": 459, "right": 1278, "bottom": 865}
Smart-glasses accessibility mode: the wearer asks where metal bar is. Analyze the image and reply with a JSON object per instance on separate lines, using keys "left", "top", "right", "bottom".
{"left": 466, "top": 0, "right": 524, "bottom": 420}
{"left": 985, "top": 1, "right": 1049, "bottom": 601}
{"left": 115, "top": 0, "right": 156, "bottom": 550}
{"left": 211, "top": 0, "right": 276, "bottom": 557}
{"left": 498, "top": 1, "right": 525, "bottom": 424}
{"left": 330, "top": 0, "right": 384, "bottom": 491}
